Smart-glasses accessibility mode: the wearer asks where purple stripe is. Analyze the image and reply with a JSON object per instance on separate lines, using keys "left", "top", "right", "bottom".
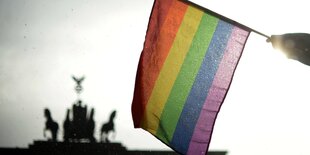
{"left": 187, "top": 27, "right": 249, "bottom": 154}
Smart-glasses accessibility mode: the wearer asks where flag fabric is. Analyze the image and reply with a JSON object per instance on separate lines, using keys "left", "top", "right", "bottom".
{"left": 268, "top": 33, "right": 310, "bottom": 66}
{"left": 132, "top": 0, "right": 250, "bottom": 154}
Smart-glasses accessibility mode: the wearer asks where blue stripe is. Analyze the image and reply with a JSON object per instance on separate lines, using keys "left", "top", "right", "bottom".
{"left": 170, "top": 20, "right": 233, "bottom": 154}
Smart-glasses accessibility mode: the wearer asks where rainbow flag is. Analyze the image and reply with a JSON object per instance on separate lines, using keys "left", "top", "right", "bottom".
{"left": 132, "top": 0, "right": 250, "bottom": 154}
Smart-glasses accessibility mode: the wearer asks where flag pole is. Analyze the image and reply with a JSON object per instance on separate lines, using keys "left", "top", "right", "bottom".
{"left": 252, "top": 29, "right": 270, "bottom": 40}
{"left": 184, "top": 0, "right": 271, "bottom": 40}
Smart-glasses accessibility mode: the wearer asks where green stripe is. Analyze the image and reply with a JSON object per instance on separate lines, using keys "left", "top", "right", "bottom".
{"left": 142, "top": 6, "right": 204, "bottom": 134}
{"left": 156, "top": 14, "right": 219, "bottom": 143}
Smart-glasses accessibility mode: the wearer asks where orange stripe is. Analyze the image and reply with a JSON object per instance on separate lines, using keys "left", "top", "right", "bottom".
{"left": 142, "top": 5, "right": 204, "bottom": 135}
{"left": 132, "top": 0, "right": 188, "bottom": 127}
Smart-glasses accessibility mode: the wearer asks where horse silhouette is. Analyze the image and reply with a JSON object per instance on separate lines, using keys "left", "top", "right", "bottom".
{"left": 63, "top": 109, "right": 72, "bottom": 142}
{"left": 100, "top": 110, "right": 116, "bottom": 143}
{"left": 86, "top": 108, "right": 96, "bottom": 143}
{"left": 44, "top": 108, "right": 59, "bottom": 141}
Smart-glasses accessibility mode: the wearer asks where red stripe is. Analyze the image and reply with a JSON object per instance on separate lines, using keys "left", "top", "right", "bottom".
{"left": 132, "top": 0, "right": 188, "bottom": 127}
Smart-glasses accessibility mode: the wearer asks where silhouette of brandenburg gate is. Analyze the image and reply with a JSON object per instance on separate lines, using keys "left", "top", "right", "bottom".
{"left": 23, "top": 76, "right": 227, "bottom": 155}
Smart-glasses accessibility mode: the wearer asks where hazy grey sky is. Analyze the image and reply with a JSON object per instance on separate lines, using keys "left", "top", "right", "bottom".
{"left": 2, "top": 0, "right": 310, "bottom": 154}
{"left": 0, "top": 0, "right": 168, "bottom": 150}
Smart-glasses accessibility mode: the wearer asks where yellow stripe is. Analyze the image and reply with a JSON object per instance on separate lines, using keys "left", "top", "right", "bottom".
{"left": 141, "top": 6, "right": 204, "bottom": 134}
